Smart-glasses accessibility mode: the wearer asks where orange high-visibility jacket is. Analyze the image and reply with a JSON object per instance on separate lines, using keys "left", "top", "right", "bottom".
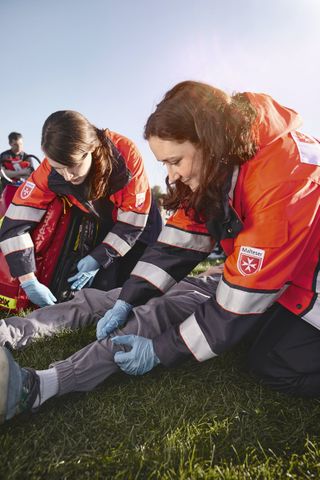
{"left": 0, "top": 131, "right": 159, "bottom": 278}
{"left": 119, "top": 93, "right": 320, "bottom": 366}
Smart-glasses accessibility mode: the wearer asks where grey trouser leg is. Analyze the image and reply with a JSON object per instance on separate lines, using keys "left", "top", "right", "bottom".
{"left": 0, "top": 288, "right": 120, "bottom": 349}
{"left": 53, "top": 276, "right": 219, "bottom": 395}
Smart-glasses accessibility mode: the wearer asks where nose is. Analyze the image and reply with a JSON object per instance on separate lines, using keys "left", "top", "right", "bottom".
{"left": 62, "top": 168, "right": 74, "bottom": 181}
{"left": 167, "top": 165, "right": 180, "bottom": 184}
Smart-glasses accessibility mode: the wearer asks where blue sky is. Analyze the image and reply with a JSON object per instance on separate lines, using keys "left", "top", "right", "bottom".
{"left": 1, "top": 0, "right": 319, "bottom": 188}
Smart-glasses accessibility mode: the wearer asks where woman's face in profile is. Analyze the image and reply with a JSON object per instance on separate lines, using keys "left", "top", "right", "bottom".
{"left": 148, "top": 136, "right": 203, "bottom": 191}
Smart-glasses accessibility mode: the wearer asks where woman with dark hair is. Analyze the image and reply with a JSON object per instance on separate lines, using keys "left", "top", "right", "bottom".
{"left": 96, "top": 80, "right": 320, "bottom": 395}
{"left": 0, "top": 111, "right": 162, "bottom": 307}
{"left": 1, "top": 81, "right": 320, "bottom": 424}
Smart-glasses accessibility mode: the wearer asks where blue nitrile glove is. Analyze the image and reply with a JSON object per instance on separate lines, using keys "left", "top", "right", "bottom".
{"left": 112, "top": 335, "right": 160, "bottom": 375}
{"left": 96, "top": 300, "right": 133, "bottom": 340}
{"left": 20, "top": 278, "right": 57, "bottom": 307}
{"left": 68, "top": 255, "right": 100, "bottom": 290}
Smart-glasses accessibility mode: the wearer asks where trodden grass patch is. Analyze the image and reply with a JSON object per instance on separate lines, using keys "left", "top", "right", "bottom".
{"left": 1, "top": 261, "right": 320, "bottom": 479}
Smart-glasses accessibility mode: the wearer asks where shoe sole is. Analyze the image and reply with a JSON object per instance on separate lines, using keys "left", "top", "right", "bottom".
{"left": 0, "top": 347, "right": 9, "bottom": 424}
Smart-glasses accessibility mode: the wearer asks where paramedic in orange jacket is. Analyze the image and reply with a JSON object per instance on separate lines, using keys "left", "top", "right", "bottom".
{"left": 1, "top": 82, "right": 320, "bottom": 425}
{"left": 0, "top": 111, "right": 161, "bottom": 307}
{"left": 97, "top": 81, "right": 320, "bottom": 396}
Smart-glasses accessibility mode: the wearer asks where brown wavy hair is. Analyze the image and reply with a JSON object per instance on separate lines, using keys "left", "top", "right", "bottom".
{"left": 144, "top": 81, "right": 259, "bottom": 221}
{"left": 41, "top": 110, "right": 113, "bottom": 200}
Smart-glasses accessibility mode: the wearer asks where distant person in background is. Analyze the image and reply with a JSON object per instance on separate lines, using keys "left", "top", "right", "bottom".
{"left": 0, "top": 132, "right": 34, "bottom": 192}
{"left": 0, "top": 111, "right": 162, "bottom": 308}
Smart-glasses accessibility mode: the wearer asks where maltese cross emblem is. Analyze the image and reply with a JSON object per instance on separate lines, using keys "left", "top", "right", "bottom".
{"left": 20, "top": 181, "right": 35, "bottom": 200}
{"left": 237, "top": 246, "right": 265, "bottom": 276}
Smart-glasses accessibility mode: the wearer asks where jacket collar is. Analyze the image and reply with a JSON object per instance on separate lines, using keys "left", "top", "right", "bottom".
{"left": 106, "top": 140, "right": 132, "bottom": 195}
{"left": 205, "top": 166, "right": 243, "bottom": 241}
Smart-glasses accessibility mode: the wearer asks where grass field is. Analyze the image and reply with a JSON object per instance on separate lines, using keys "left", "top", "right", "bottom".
{"left": 1, "top": 260, "right": 320, "bottom": 479}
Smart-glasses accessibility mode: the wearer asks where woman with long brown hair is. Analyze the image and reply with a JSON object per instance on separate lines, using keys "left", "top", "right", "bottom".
{"left": 1, "top": 81, "right": 320, "bottom": 424}
{"left": 95, "top": 80, "right": 320, "bottom": 395}
{"left": 0, "top": 110, "right": 162, "bottom": 307}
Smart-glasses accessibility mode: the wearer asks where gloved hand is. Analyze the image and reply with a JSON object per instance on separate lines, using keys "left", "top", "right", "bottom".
{"left": 112, "top": 335, "right": 160, "bottom": 375}
{"left": 20, "top": 278, "right": 57, "bottom": 307}
{"left": 68, "top": 255, "right": 100, "bottom": 290}
{"left": 96, "top": 300, "right": 133, "bottom": 340}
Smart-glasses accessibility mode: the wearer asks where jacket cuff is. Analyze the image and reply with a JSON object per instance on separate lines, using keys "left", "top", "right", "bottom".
{"left": 6, "top": 249, "right": 36, "bottom": 278}
{"left": 90, "top": 244, "right": 118, "bottom": 269}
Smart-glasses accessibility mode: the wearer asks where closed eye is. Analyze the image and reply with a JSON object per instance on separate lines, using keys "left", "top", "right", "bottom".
{"left": 161, "top": 157, "right": 182, "bottom": 166}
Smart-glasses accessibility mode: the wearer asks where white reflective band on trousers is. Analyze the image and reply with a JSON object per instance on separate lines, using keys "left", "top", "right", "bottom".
{"left": 117, "top": 208, "right": 148, "bottom": 228}
{"left": 131, "top": 261, "right": 176, "bottom": 291}
{"left": 5, "top": 204, "right": 46, "bottom": 222}
{"left": 103, "top": 232, "right": 131, "bottom": 256}
{"left": 158, "top": 225, "right": 214, "bottom": 253}
{"left": 0, "top": 232, "right": 33, "bottom": 255}
{"left": 216, "top": 278, "right": 287, "bottom": 314}
{"left": 179, "top": 313, "right": 217, "bottom": 362}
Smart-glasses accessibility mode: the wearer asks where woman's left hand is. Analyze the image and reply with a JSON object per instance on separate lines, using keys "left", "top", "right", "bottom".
{"left": 68, "top": 255, "right": 100, "bottom": 290}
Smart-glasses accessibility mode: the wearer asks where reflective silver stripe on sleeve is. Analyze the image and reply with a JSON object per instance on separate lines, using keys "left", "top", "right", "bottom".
{"left": 5, "top": 204, "right": 46, "bottom": 222}
{"left": 216, "top": 277, "right": 286, "bottom": 314}
{"left": 103, "top": 232, "right": 131, "bottom": 256}
{"left": 158, "top": 225, "right": 214, "bottom": 253}
{"left": 0, "top": 233, "right": 34, "bottom": 255}
{"left": 179, "top": 313, "right": 217, "bottom": 362}
{"left": 131, "top": 261, "right": 176, "bottom": 291}
{"left": 117, "top": 208, "right": 148, "bottom": 228}
{"left": 303, "top": 295, "right": 320, "bottom": 330}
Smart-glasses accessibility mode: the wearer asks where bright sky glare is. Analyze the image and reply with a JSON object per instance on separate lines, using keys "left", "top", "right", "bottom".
{"left": 1, "top": 0, "right": 319, "bottom": 189}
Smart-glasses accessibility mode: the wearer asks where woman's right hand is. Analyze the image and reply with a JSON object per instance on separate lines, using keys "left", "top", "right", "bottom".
{"left": 19, "top": 276, "right": 57, "bottom": 307}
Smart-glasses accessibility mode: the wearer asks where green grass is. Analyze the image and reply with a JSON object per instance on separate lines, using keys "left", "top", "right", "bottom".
{"left": 1, "top": 261, "right": 320, "bottom": 479}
